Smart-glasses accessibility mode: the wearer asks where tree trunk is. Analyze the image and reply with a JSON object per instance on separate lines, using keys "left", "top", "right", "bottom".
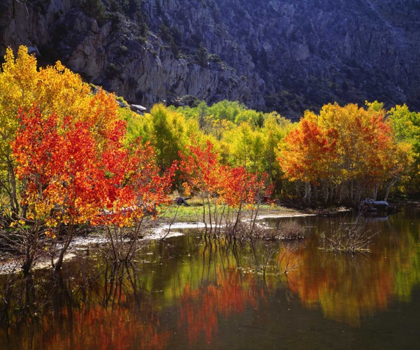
{"left": 384, "top": 178, "right": 399, "bottom": 201}
{"left": 303, "top": 182, "right": 311, "bottom": 204}
{"left": 54, "top": 222, "right": 74, "bottom": 271}
{"left": 322, "top": 182, "right": 329, "bottom": 204}
{"left": 372, "top": 183, "right": 378, "bottom": 201}
{"left": 7, "top": 158, "right": 19, "bottom": 216}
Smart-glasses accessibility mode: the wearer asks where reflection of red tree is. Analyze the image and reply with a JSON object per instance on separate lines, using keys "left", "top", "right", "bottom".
{"left": 38, "top": 294, "right": 170, "bottom": 350}
{"left": 179, "top": 269, "right": 264, "bottom": 346}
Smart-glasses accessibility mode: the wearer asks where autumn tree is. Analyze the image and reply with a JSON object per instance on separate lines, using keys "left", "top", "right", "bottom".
{"left": 387, "top": 104, "right": 420, "bottom": 194}
{"left": 96, "top": 136, "right": 176, "bottom": 262}
{"left": 12, "top": 106, "right": 175, "bottom": 271}
{"left": 180, "top": 139, "right": 268, "bottom": 236}
{"left": 278, "top": 118, "right": 337, "bottom": 204}
{"left": 126, "top": 104, "right": 198, "bottom": 172}
{"left": 174, "top": 102, "right": 291, "bottom": 196}
{"left": 0, "top": 46, "right": 124, "bottom": 217}
{"left": 12, "top": 108, "right": 107, "bottom": 272}
{"left": 180, "top": 140, "right": 225, "bottom": 231}
{"left": 278, "top": 103, "right": 413, "bottom": 205}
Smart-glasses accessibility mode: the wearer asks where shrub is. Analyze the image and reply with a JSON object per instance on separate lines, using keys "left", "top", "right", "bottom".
{"left": 80, "top": 0, "right": 105, "bottom": 21}
{"left": 319, "top": 219, "right": 378, "bottom": 254}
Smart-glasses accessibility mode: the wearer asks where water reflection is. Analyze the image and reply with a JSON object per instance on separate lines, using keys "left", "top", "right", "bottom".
{"left": 267, "top": 210, "right": 420, "bottom": 326}
{"left": 0, "top": 209, "right": 419, "bottom": 349}
{"left": 179, "top": 269, "right": 263, "bottom": 345}
{"left": 0, "top": 261, "right": 170, "bottom": 350}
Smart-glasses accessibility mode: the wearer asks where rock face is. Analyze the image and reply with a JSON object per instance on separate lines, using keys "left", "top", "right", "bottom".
{"left": 1, "top": 0, "right": 420, "bottom": 119}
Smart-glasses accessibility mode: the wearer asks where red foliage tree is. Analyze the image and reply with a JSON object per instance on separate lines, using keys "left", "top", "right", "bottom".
{"left": 180, "top": 139, "right": 268, "bottom": 235}
{"left": 12, "top": 107, "right": 175, "bottom": 271}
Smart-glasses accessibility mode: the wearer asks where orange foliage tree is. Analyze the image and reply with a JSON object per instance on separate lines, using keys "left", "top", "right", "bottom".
{"left": 278, "top": 119, "right": 337, "bottom": 204}
{"left": 278, "top": 103, "right": 413, "bottom": 205}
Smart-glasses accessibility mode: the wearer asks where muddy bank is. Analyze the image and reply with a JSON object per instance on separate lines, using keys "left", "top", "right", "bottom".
{"left": 0, "top": 230, "right": 187, "bottom": 275}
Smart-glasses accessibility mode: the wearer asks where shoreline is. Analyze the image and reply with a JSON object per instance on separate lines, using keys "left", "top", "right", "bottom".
{"left": 0, "top": 206, "right": 352, "bottom": 275}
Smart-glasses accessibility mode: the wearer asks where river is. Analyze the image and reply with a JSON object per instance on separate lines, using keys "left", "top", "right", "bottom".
{"left": 0, "top": 208, "right": 419, "bottom": 349}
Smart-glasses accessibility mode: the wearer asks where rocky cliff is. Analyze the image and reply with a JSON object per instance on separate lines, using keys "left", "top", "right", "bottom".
{"left": 1, "top": 0, "right": 420, "bottom": 119}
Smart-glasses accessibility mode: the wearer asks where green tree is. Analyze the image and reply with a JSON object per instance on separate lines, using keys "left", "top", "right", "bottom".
{"left": 126, "top": 104, "right": 198, "bottom": 171}
{"left": 195, "top": 44, "right": 209, "bottom": 67}
{"left": 387, "top": 104, "right": 420, "bottom": 194}
{"left": 80, "top": 0, "right": 105, "bottom": 21}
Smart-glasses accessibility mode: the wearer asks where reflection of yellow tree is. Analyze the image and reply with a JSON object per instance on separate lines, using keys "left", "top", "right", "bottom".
{"left": 388, "top": 216, "right": 420, "bottom": 302}
{"left": 140, "top": 238, "right": 269, "bottom": 346}
{"left": 280, "top": 218, "right": 420, "bottom": 326}
{"left": 144, "top": 238, "right": 252, "bottom": 303}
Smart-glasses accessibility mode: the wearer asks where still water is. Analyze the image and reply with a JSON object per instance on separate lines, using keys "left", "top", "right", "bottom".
{"left": 0, "top": 209, "right": 419, "bottom": 349}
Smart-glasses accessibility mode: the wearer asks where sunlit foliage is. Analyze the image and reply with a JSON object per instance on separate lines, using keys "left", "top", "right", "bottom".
{"left": 278, "top": 103, "right": 413, "bottom": 204}
{"left": 2, "top": 46, "right": 419, "bottom": 217}
{"left": 1, "top": 46, "right": 175, "bottom": 272}
{"left": 387, "top": 103, "right": 420, "bottom": 192}
{"left": 0, "top": 46, "right": 123, "bottom": 215}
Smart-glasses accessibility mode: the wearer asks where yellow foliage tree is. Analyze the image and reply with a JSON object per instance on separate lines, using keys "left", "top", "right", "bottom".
{"left": 0, "top": 46, "right": 124, "bottom": 215}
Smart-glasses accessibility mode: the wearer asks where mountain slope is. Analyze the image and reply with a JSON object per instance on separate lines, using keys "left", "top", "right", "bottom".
{"left": 1, "top": 0, "right": 420, "bottom": 119}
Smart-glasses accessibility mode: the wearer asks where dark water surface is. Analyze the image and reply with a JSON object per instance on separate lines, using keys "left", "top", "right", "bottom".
{"left": 0, "top": 209, "right": 419, "bottom": 349}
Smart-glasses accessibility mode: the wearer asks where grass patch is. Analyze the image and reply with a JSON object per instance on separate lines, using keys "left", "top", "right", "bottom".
{"left": 159, "top": 205, "right": 206, "bottom": 222}
{"left": 158, "top": 201, "right": 308, "bottom": 224}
